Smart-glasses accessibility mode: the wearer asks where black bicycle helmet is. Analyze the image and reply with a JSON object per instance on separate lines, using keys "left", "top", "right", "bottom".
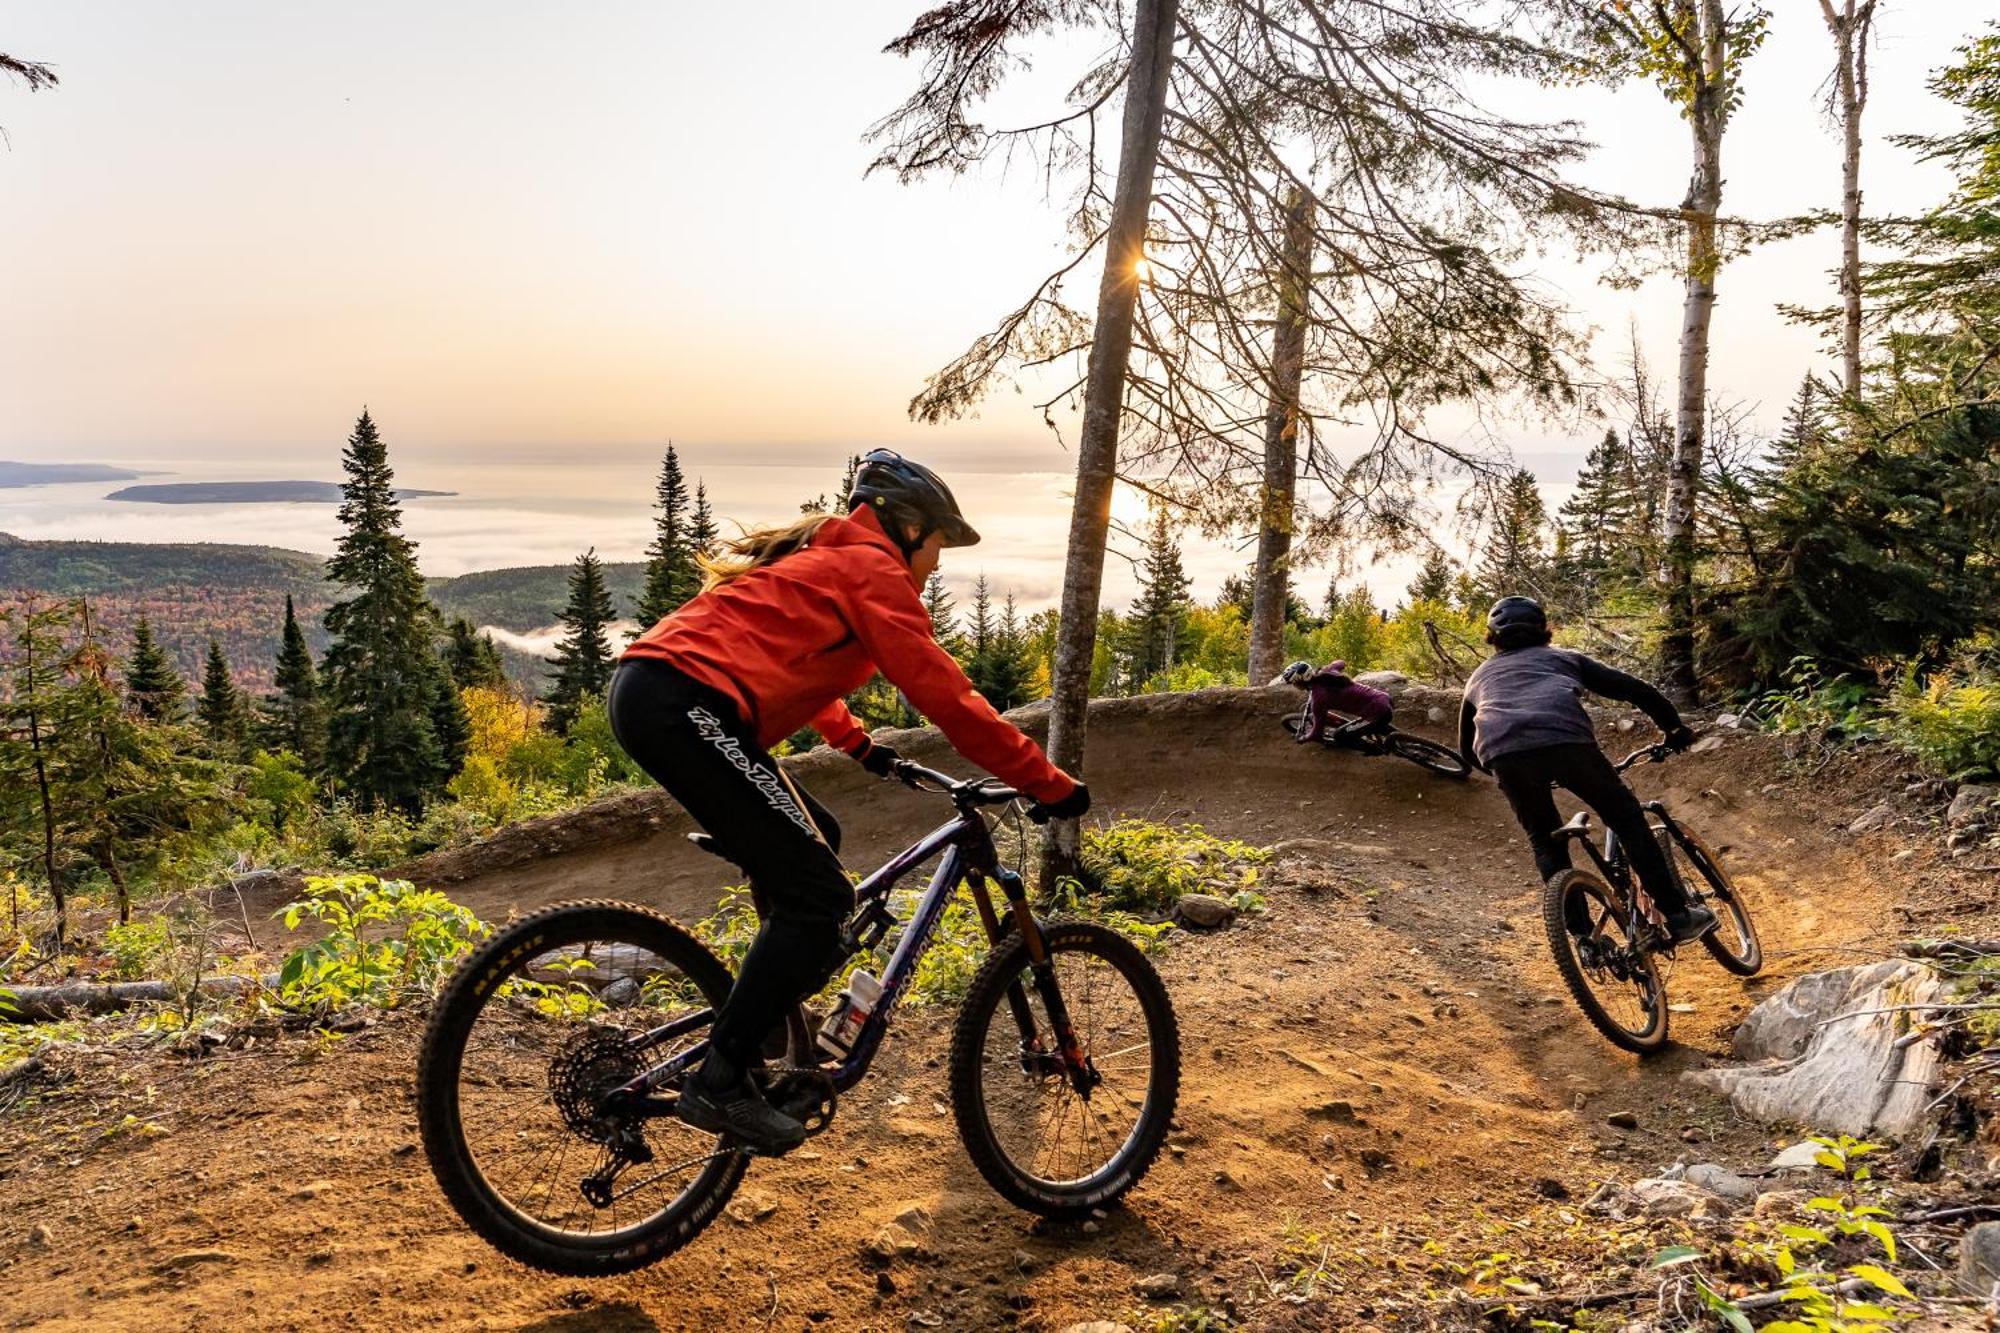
{"left": 1486, "top": 595, "right": 1548, "bottom": 636}
{"left": 848, "top": 449, "right": 980, "bottom": 554}
{"left": 1280, "top": 660, "right": 1315, "bottom": 686}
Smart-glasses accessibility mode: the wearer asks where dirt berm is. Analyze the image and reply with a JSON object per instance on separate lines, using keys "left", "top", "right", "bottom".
{"left": 1, "top": 685, "right": 1924, "bottom": 1331}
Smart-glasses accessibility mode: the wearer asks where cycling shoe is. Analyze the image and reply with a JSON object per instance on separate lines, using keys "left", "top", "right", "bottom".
{"left": 1663, "top": 904, "right": 1718, "bottom": 944}
{"left": 676, "top": 1074, "right": 807, "bottom": 1156}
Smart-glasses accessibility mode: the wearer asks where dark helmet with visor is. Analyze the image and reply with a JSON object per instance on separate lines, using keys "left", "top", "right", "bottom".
{"left": 848, "top": 449, "right": 980, "bottom": 554}
{"left": 1486, "top": 595, "right": 1548, "bottom": 637}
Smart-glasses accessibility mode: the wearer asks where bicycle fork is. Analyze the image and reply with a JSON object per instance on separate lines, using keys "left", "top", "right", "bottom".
{"left": 969, "top": 868, "right": 1096, "bottom": 1096}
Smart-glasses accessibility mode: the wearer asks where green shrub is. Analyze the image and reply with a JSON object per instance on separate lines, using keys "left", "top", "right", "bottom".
{"left": 278, "top": 875, "right": 488, "bottom": 1008}
{"left": 245, "top": 750, "right": 317, "bottom": 834}
{"left": 1748, "top": 658, "right": 1886, "bottom": 740}
{"left": 103, "top": 917, "right": 171, "bottom": 980}
{"left": 1886, "top": 665, "right": 2000, "bottom": 780}
{"left": 1069, "top": 818, "right": 1268, "bottom": 914}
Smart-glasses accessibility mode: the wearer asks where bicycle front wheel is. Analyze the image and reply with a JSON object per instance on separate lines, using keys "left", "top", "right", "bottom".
{"left": 1386, "top": 731, "right": 1471, "bottom": 779}
{"left": 949, "top": 922, "right": 1180, "bottom": 1216}
{"left": 1668, "top": 825, "right": 1763, "bottom": 976}
{"left": 1542, "top": 871, "right": 1669, "bottom": 1054}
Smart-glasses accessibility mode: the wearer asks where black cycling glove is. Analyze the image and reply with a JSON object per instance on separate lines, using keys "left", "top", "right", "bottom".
{"left": 1028, "top": 782, "right": 1091, "bottom": 824}
{"left": 1665, "top": 724, "right": 1696, "bottom": 753}
{"left": 857, "top": 741, "right": 902, "bottom": 777}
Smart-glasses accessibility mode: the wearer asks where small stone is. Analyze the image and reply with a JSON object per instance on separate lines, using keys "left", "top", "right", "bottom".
{"left": 1948, "top": 784, "right": 1998, "bottom": 829}
{"left": 893, "top": 1204, "right": 933, "bottom": 1234}
{"left": 1754, "top": 1188, "right": 1814, "bottom": 1219}
{"left": 1309, "top": 1100, "right": 1361, "bottom": 1124}
{"left": 1080, "top": 1220, "right": 1101, "bottom": 1235}
{"left": 390, "top": 1143, "right": 417, "bottom": 1158}
{"left": 1768, "top": 1141, "right": 1823, "bottom": 1172}
{"left": 1680, "top": 1127, "right": 1704, "bottom": 1143}
{"left": 124, "top": 1217, "right": 142, "bottom": 1233}
{"left": 876, "top": 1271, "right": 897, "bottom": 1295}
{"left": 304, "top": 1249, "right": 333, "bottom": 1268}
{"left": 1848, "top": 802, "right": 1896, "bottom": 834}
{"left": 156, "top": 1248, "right": 236, "bottom": 1271}
{"left": 1213, "top": 1170, "right": 1242, "bottom": 1191}
{"left": 1533, "top": 1177, "right": 1571, "bottom": 1200}
{"left": 1134, "top": 1273, "right": 1181, "bottom": 1300}
{"left": 1606, "top": 1111, "right": 1640, "bottom": 1130}
{"left": 27, "top": 1223, "right": 52, "bottom": 1248}
{"left": 292, "top": 1180, "right": 335, "bottom": 1201}
{"left": 1682, "top": 1164, "right": 1758, "bottom": 1203}
{"left": 1174, "top": 893, "right": 1237, "bottom": 930}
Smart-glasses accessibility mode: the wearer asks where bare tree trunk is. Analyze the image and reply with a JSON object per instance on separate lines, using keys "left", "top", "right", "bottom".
{"left": 1661, "top": 0, "right": 1728, "bottom": 706}
{"left": 1038, "top": 0, "right": 1179, "bottom": 890}
{"left": 1820, "top": 0, "right": 1875, "bottom": 403}
{"left": 1247, "top": 190, "right": 1314, "bottom": 685}
{"left": 23, "top": 622, "right": 65, "bottom": 947}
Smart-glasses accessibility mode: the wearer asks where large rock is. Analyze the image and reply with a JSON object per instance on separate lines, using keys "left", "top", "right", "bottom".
{"left": 1354, "top": 670, "right": 1410, "bottom": 697}
{"left": 1948, "top": 784, "right": 1998, "bottom": 829}
{"left": 1847, "top": 802, "right": 1896, "bottom": 834}
{"left": 1686, "top": 960, "right": 1946, "bottom": 1140}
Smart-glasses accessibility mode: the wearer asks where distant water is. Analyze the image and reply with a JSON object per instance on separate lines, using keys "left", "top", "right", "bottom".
{"left": 0, "top": 453, "right": 1478, "bottom": 614}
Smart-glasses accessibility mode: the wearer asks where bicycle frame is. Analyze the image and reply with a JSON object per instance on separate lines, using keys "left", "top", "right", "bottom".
{"left": 1551, "top": 746, "right": 1682, "bottom": 932}
{"left": 617, "top": 782, "right": 1063, "bottom": 1109}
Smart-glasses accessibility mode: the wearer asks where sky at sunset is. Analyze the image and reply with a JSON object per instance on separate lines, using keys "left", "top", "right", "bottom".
{"left": 0, "top": 2, "right": 1983, "bottom": 611}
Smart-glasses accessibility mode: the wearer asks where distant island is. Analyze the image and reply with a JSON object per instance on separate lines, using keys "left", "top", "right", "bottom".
{"left": 106, "top": 480, "right": 455, "bottom": 504}
{"left": 0, "top": 461, "right": 144, "bottom": 487}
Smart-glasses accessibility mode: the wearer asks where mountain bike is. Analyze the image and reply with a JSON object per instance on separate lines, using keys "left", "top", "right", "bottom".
{"left": 1280, "top": 705, "right": 1471, "bottom": 779}
{"left": 1542, "top": 743, "right": 1763, "bottom": 1053}
{"left": 416, "top": 760, "right": 1181, "bottom": 1276}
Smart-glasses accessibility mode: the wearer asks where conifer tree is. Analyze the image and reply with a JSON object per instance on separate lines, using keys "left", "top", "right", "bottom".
{"left": 544, "top": 548, "right": 617, "bottom": 734}
{"left": 322, "top": 409, "right": 449, "bottom": 812}
{"left": 197, "top": 641, "right": 251, "bottom": 757}
{"left": 442, "top": 616, "right": 507, "bottom": 690}
{"left": 427, "top": 660, "right": 472, "bottom": 780}
{"left": 261, "top": 594, "right": 327, "bottom": 771}
{"left": 1476, "top": 470, "right": 1552, "bottom": 603}
{"left": 55, "top": 601, "right": 229, "bottom": 924}
{"left": 635, "top": 444, "right": 699, "bottom": 624}
{"left": 981, "top": 593, "right": 1035, "bottom": 711}
{"left": 966, "top": 574, "right": 997, "bottom": 665}
{"left": 689, "top": 482, "right": 718, "bottom": 560}
{"left": 1769, "top": 376, "right": 1829, "bottom": 478}
{"left": 1556, "top": 431, "right": 1639, "bottom": 593}
{"left": 1130, "top": 512, "right": 1193, "bottom": 681}
{"left": 1406, "top": 549, "right": 1458, "bottom": 605}
{"left": 923, "top": 571, "right": 964, "bottom": 661}
{"left": 123, "top": 614, "right": 187, "bottom": 723}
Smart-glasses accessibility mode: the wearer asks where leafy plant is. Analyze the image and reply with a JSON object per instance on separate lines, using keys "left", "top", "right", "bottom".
{"left": 277, "top": 874, "right": 488, "bottom": 1008}
{"left": 1065, "top": 819, "right": 1268, "bottom": 915}
{"left": 103, "top": 916, "right": 171, "bottom": 980}
{"left": 1885, "top": 660, "right": 2000, "bottom": 780}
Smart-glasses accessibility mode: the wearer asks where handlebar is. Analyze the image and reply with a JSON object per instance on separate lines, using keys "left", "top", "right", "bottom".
{"left": 888, "top": 758, "right": 1021, "bottom": 809}
{"left": 1612, "top": 741, "right": 1673, "bottom": 773}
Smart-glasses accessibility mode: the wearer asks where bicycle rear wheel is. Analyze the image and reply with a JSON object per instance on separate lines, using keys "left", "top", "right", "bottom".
{"left": 417, "top": 899, "right": 808, "bottom": 1275}
{"left": 1541, "top": 871, "right": 1669, "bottom": 1054}
{"left": 949, "top": 922, "right": 1180, "bottom": 1216}
{"left": 1386, "top": 731, "right": 1471, "bottom": 779}
{"left": 1666, "top": 825, "right": 1762, "bottom": 976}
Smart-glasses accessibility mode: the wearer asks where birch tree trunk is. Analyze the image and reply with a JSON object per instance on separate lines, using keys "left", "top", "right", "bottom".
{"left": 1247, "top": 190, "right": 1314, "bottom": 685}
{"left": 1821, "top": 0, "right": 1874, "bottom": 403}
{"left": 1038, "top": 0, "right": 1179, "bottom": 890}
{"left": 1661, "top": 0, "right": 1728, "bottom": 706}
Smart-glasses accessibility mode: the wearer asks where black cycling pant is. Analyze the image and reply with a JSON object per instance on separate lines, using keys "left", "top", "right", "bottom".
{"left": 1487, "top": 742, "right": 1688, "bottom": 915}
{"left": 608, "top": 657, "right": 855, "bottom": 1071}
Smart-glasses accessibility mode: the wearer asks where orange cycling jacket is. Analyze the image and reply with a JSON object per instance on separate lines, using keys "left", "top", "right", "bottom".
{"left": 621, "top": 506, "right": 1077, "bottom": 804}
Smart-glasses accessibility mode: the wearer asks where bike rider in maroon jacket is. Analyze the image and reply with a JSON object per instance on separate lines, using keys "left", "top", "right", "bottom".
{"left": 1458, "top": 596, "right": 1716, "bottom": 944}
{"left": 1281, "top": 659, "right": 1394, "bottom": 746}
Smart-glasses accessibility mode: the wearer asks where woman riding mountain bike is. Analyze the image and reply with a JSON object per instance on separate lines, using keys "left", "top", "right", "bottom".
{"left": 1458, "top": 596, "right": 1716, "bottom": 945}
{"left": 611, "top": 450, "right": 1089, "bottom": 1154}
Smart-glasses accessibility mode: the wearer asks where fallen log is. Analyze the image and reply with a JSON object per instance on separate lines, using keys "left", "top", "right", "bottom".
{"left": 3, "top": 974, "right": 279, "bottom": 1023}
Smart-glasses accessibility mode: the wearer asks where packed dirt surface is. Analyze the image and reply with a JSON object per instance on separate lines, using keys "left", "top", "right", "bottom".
{"left": 2, "top": 686, "right": 1986, "bottom": 1331}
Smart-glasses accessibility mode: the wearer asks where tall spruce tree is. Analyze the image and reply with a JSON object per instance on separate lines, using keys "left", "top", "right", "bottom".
{"left": 197, "top": 641, "right": 249, "bottom": 758}
{"left": 442, "top": 616, "right": 507, "bottom": 690}
{"left": 980, "top": 594, "right": 1035, "bottom": 711}
{"left": 322, "top": 409, "right": 450, "bottom": 812}
{"left": 923, "top": 571, "right": 964, "bottom": 661}
{"left": 544, "top": 548, "right": 618, "bottom": 734}
{"left": 261, "top": 594, "right": 327, "bottom": 771}
{"left": 1556, "top": 431, "right": 1640, "bottom": 599}
{"left": 1476, "top": 470, "right": 1553, "bottom": 603}
{"left": 634, "top": 445, "right": 698, "bottom": 625}
{"left": 1406, "top": 550, "right": 1458, "bottom": 605}
{"left": 1130, "top": 512, "right": 1193, "bottom": 681}
{"left": 123, "top": 614, "right": 187, "bottom": 723}
{"left": 689, "top": 482, "right": 718, "bottom": 560}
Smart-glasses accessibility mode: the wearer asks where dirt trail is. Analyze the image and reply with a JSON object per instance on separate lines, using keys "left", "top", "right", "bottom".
{"left": 0, "top": 687, "right": 1924, "bottom": 1331}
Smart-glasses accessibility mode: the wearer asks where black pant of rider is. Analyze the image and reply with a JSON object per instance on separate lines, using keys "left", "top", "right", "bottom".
{"left": 1487, "top": 741, "right": 1689, "bottom": 927}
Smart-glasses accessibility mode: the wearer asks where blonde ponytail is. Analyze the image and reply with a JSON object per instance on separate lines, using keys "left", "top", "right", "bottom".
{"left": 698, "top": 513, "right": 839, "bottom": 590}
